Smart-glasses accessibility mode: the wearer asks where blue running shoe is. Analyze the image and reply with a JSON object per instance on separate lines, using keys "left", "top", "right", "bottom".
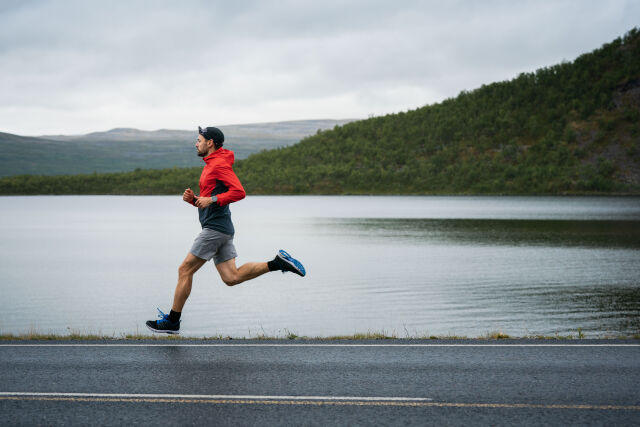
{"left": 146, "top": 308, "right": 180, "bottom": 334}
{"left": 276, "top": 249, "right": 306, "bottom": 277}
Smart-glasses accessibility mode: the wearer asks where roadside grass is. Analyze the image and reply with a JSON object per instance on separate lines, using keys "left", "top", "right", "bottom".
{"left": 482, "top": 331, "right": 511, "bottom": 339}
{"left": 1, "top": 328, "right": 638, "bottom": 341}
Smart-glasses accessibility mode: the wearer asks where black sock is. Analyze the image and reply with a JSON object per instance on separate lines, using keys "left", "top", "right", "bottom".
{"left": 169, "top": 310, "right": 181, "bottom": 323}
{"left": 267, "top": 256, "right": 281, "bottom": 272}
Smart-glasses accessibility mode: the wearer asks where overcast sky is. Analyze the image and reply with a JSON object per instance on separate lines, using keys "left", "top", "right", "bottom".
{"left": 0, "top": 0, "right": 638, "bottom": 136}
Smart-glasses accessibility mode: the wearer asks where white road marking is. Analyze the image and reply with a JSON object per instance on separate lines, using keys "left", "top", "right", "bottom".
{"left": 0, "top": 392, "right": 431, "bottom": 401}
{"left": 0, "top": 343, "right": 638, "bottom": 347}
{"left": 2, "top": 393, "right": 639, "bottom": 410}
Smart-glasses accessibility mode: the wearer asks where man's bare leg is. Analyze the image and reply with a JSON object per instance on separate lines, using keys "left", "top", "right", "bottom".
{"left": 172, "top": 253, "right": 207, "bottom": 312}
{"left": 148, "top": 250, "right": 305, "bottom": 333}
{"left": 216, "top": 258, "right": 269, "bottom": 286}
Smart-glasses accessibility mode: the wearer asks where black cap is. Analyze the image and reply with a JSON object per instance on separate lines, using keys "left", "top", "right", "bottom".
{"left": 198, "top": 126, "right": 224, "bottom": 146}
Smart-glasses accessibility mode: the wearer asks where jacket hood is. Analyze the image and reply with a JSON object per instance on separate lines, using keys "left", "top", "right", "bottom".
{"left": 203, "top": 147, "right": 235, "bottom": 166}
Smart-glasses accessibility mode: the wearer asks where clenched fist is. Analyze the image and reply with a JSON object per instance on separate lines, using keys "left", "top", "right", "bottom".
{"left": 183, "top": 188, "right": 195, "bottom": 203}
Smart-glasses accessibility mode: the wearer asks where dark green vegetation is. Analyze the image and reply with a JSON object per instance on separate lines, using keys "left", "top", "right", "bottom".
{"left": 1, "top": 29, "right": 639, "bottom": 195}
{"left": 0, "top": 167, "right": 202, "bottom": 195}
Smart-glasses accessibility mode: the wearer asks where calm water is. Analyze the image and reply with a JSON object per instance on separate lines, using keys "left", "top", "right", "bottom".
{"left": 1, "top": 195, "right": 639, "bottom": 338}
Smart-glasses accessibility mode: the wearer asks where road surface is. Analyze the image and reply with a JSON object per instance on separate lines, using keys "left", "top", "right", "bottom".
{"left": 1, "top": 340, "right": 639, "bottom": 426}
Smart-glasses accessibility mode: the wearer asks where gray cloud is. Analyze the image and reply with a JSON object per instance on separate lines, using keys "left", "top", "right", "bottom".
{"left": 0, "top": 0, "right": 638, "bottom": 135}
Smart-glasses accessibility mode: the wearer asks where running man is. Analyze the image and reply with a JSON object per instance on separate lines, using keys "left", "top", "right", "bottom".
{"left": 146, "top": 126, "right": 306, "bottom": 334}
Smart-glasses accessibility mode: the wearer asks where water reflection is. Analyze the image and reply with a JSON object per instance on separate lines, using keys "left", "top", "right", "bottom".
{"left": 529, "top": 286, "right": 640, "bottom": 334}
{"left": 318, "top": 217, "right": 640, "bottom": 336}
{"left": 325, "top": 218, "right": 640, "bottom": 248}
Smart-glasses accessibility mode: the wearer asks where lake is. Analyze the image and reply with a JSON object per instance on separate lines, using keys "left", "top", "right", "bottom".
{"left": 1, "top": 195, "right": 639, "bottom": 338}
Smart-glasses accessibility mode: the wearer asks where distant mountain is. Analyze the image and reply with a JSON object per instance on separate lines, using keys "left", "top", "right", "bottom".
{"left": 0, "top": 119, "right": 355, "bottom": 177}
{"left": 40, "top": 120, "right": 354, "bottom": 142}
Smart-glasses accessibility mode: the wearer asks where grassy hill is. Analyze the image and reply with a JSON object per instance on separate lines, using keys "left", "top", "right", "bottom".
{"left": 1, "top": 28, "right": 638, "bottom": 195}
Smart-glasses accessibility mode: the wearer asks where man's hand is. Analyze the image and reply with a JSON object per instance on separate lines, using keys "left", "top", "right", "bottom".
{"left": 195, "top": 195, "right": 216, "bottom": 209}
{"left": 183, "top": 188, "right": 195, "bottom": 204}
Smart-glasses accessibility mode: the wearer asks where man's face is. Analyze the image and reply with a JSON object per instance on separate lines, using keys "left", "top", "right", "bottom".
{"left": 196, "top": 135, "right": 212, "bottom": 157}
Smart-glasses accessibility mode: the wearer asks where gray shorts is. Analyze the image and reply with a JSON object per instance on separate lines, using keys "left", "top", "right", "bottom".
{"left": 189, "top": 228, "right": 237, "bottom": 265}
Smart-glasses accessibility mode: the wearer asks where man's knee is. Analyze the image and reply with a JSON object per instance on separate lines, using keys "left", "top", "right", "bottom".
{"left": 216, "top": 258, "right": 241, "bottom": 286}
{"left": 219, "top": 268, "right": 241, "bottom": 286}
{"left": 179, "top": 258, "right": 201, "bottom": 276}
{"left": 178, "top": 263, "right": 189, "bottom": 275}
{"left": 222, "top": 274, "right": 240, "bottom": 287}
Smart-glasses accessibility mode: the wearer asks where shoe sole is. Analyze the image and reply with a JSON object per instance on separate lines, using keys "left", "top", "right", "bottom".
{"left": 278, "top": 250, "right": 306, "bottom": 276}
{"left": 146, "top": 323, "right": 180, "bottom": 335}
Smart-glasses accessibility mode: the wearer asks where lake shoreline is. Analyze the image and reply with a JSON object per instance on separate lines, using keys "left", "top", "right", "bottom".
{"left": 2, "top": 332, "right": 639, "bottom": 341}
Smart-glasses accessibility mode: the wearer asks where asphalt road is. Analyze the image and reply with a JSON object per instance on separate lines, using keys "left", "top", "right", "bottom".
{"left": 1, "top": 340, "right": 639, "bottom": 426}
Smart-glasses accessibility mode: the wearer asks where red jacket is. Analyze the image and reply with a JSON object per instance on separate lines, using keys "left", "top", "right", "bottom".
{"left": 196, "top": 148, "right": 246, "bottom": 205}
{"left": 192, "top": 148, "right": 245, "bottom": 234}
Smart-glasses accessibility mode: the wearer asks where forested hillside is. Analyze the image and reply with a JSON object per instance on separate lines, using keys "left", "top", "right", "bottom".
{"left": 235, "top": 28, "right": 639, "bottom": 194}
{"left": 1, "top": 28, "right": 638, "bottom": 195}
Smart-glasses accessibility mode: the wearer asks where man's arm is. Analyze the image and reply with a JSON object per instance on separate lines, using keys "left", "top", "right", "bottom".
{"left": 212, "top": 164, "right": 246, "bottom": 206}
